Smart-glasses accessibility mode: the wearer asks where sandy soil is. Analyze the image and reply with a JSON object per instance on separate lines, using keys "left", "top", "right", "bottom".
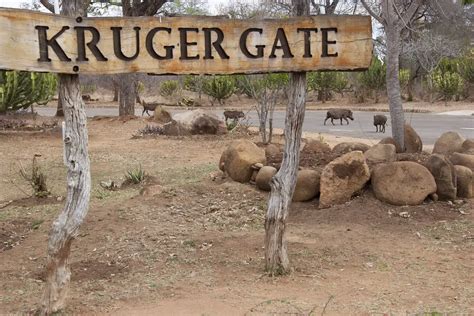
{"left": 0, "top": 116, "right": 472, "bottom": 315}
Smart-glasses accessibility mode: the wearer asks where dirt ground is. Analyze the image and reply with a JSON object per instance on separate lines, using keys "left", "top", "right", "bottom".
{"left": 0, "top": 115, "right": 473, "bottom": 315}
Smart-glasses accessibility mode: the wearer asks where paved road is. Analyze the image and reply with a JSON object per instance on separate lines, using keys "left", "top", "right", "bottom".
{"left": 36, "top": 107, "right": 473, "bottom": 145}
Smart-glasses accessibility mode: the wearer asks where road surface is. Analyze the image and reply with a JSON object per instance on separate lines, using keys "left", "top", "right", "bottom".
{"left": 36, "top": 107, "right": 473, "bottom": 145}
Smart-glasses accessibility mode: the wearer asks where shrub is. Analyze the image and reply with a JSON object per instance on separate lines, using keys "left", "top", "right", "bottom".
{"left": 19, "top": 155, "right": 49, "bottom": 198}
{"left": 431, "top": 70, "right": 464, "bottom": 104}
{"left": 0, "top": 71, "right": 57, "bottom": 113}
{"left": 159, "top": 80, "right": 179, "bottom": 98}
{"left": 125, "top": 165, "right": 146, "bottom": 184}
{"left": 80, "top": 84, "right": 96, "bottom": 95}
{"left": 308, "top": 72, "right": 347, "bottom": 103}
{"left": 203, "top": 75, "right": 236, "bottom": 105}
{"left": 358, "top": 58, "right": 386, "bottom": 102}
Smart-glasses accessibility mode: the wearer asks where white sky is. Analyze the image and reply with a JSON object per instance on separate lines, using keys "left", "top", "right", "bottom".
{"left": 0, "top": 0, "right": 253, "bottom": 14}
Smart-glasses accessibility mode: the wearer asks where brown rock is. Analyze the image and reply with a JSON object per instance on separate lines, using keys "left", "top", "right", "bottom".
{"left": 153, "top": 107, "right": 172, "bottom": 124}
{"left": 461, "top": 139, "right": 474, "bottom": 155}
{"left": 404, "top": 124, "right": 423, "bottom": 153}
{"left": 432, "top": 131, "right": 465, "bottom": 155}
{"left": 454, "top": 165, "right": 473, "bottom": 198}
{"left": 449, "top": 152, "right": 474, "bottom": 171}
{"left": 364, "top": 144, "right": 396, "bottom": 165}
{"left": 303, "top": 139, "right": 331, "bottom": 155}
{"left": 265, "top": 144, "right": 281, "bottom": 159}
{"left": 293, "top": 169, "right": 321, "bottom": 202}
{"left": 162, "top": 120, "right": 190, "bottom": 136}
{"left": 332, "top": 142, "right": 370, "bottom": 157}
{"left": 256, "top": 166, "right": 278, "bottom": 191}
{"left": 221, "top": 140, "right": 266, "bottom": 183}
{"left": 424, "top": 154, "right": 457, "bottom": 201}
{"left": 371, "top": 161, "right": 437, "bottom": 206}
{"left": 379, "top": 137, "right": 402, "bottom": 153}
{"left": 319, "top": 151, "right": 370, "bottom": 208}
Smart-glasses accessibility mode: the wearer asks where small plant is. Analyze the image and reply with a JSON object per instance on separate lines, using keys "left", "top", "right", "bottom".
{"left": 226, "top": 119, "right": 238, "bottom": 131}
{"left": 159, "top": 80, "right": 179, "bottom": 98}
{"left": 125, "top": 164, "right": 146, "bottom": 184}
{"left": 203, "top": 75, "right": 236, "bottom": 105}
{"left": 19, "top": 155, "right": 49, "bottom": 198}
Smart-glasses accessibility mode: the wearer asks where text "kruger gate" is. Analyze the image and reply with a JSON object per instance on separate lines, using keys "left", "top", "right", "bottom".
{"left": 0, "top": 8, "right": 373, "bottom": 75}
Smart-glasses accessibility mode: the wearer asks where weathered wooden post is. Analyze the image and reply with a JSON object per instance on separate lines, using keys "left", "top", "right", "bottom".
{"left": 264, "top": 0, "right": 310, "bottom": 275}
{"left": 40, "top": 1, "right": 91, "bottom": 314}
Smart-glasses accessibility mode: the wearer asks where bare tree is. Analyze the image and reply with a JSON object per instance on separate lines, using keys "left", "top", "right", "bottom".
{"left": 360, "top": 0, "right": 425, "bottom": 150}
{"left": 38, "top": 0, "right": 91, "bottom": 314}
{"left": 264, "top": 0, "right": 309, "bottom": 275}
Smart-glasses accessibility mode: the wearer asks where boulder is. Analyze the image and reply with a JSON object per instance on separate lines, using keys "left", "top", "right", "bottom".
{"left": 303, "top": 139, "right": 331, "bottom": 155}
{"left": 153, "top": 107, "right": 172, "bottom": 124}
{"left": 256, "top": 166, "right": 278, "bottom": 191}
{"left": 379, "top": 137, "right": 402, "bottom": 153}
{"left": 172, "top": 110, "right": 226, "bottom": 135}
{"left": 432, "top": 132, "right": 465, "bottom": 155}
{"left": 424, "top": 154, "right": 457, "bottom": 201}
{"left": 454, "top": 165, "right": 473, "bottom": 198}
{"left": 220, "top": 140, "right": 266, "bottom": 183}
{"left": 265, "top": 144, "right": 282, "bottom": 159}
{"left": 449, "top": 152, "right": 474, "bottom": 171}
{"left": 319, "top": 151, "right": 370, "bottom": 208}
{"left": 404, "top": 124, "right": 423, "bottom": 153}
{"left": 332, "top": 142, "right": 370, "bottom": 157}
{"left": 364, "top": 144, "right": 397, "bottom": 165}
{"left": 162, "top": 120, "right": 190, "bottom": 136}
{"left": 371, "top": 161, "right": 437, "bottom": 206}
{"left": 293, "top": 169, "right": 321, "bottom": 202}
{"left": 461, "top": 139, "right": 474, "bottom": 155}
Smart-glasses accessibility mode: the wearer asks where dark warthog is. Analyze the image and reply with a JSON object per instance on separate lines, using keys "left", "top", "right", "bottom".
{"left": 223, "top": 110, "right": 245, "bottom": 123}
{"left": 324, "top": 109, "right": 354, "bottom": 125}
{"left": 373, "top": 114, "right": 387, "bottom": 133}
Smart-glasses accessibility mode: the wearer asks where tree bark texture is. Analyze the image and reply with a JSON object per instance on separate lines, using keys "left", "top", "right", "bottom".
{"left": 383, "top": 1, "right": 405, "bottom": 151}
{"left": 264, "top": 0, "right": 309, "bottom": 275}
{"left": 118, "top": 73, "right": 136, "bottom": 116}
{"left": 40, "top": 1, "right": 91, "bottom": 314}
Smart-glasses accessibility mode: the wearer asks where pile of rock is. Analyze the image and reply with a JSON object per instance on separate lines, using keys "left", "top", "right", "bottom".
{"left": 219, "top": 126, "right": 473, "bottom": 208}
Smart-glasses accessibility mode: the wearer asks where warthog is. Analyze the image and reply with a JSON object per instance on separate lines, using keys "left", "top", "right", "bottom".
{"left": 373, "top": 114, "right": 387, "bottom": 133}
{"left": 223, "top": 110, "right": 245, "bottom": 123}
{"left": 324, "top": 109, "right": 354, "bottom": 125}
{"left": 138, "top": 98, "right": 159, "bottom": 116}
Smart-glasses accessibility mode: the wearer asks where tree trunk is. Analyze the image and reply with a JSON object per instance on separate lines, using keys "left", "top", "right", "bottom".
{"left": 264, "top": 0, "right": 309, "bottom": 275}
{"left": 385, "top": 26, "right": 405, "bottom": 151}
{"left": 55, "top": 89, "right": 64, "bottom": 117}
{"left": 40, "top": 75, "right": 91, "bottom": 316}
{"left": 40, "top": 1, "right": 91, "bottom": 314}
{"left": 113, "top": 81, "right": 119, "bottom": 102}
{"left": 118, "top": 73, "right": 136, "bottom": 116}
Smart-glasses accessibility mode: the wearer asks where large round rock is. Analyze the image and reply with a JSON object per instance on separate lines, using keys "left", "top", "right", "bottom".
{"left": 461, "top": 139, "right": 474, "bottom": 155}
{"left": 364, "top": 144, "right": 396, "bottom": 165}
{"left": 424, "top": 154, "right": 457, "bottom": 201}
{"left": 432, "top": 131, "right": 465, "bottom": 155}
{"left": 293, "top": 169, "right": 321, "bottom": 202}
{"left": 332, "top": 142, "right": 370, "bottom": 157}
{"left": 449, "top": 152, "right": 474, "bottom": 171}
{"left": 404, "top": 124, "right": 423, "bottom": 153}
{"left": 303, "top": 139, "right": 331, "bottom": 155}
{"left": 454, "top": 165, "right": 473, "bottom": 198}
{"left": 372, "top": 162, "right": 436, "bottom": 206}
{"left": 220, "top": 140, "right": 266, "bottom": 183}
{"left": 319, "top": 151, "right": 370, "bottom": 208}
{"left": 379, "top": 137, "right": 402, "bottom": 153}
{"left": 256, "top": 166, "right": 277, "bottom": 191}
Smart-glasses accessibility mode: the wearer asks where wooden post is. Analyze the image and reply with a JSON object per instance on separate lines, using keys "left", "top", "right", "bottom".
{"left": 264, "top": 0, "right": 309, "bottom": 275}
{"left": 40, "top": 1, "right": 91, "bottom": 314}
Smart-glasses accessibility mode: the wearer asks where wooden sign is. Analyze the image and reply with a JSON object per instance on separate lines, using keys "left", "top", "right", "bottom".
{"left": 0, "top": 8, "right": 373, "bottom": 75}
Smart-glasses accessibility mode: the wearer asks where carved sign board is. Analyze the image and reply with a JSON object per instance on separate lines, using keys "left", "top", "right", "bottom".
{"left": 0, "top": 8, "right": 372, "bottom": 75}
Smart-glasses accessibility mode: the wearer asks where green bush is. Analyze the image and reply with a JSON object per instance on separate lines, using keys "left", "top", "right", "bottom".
{"left": 431, "top": 70, "right": 464, "bottom": 104}
{"left": 203, "top": 75, "right": 236, "bottom": 105}
{"left": 308, "top": 72, "right": 347, "bottom": 103}
{"left": 159, "top": 80, "right": 179, "bottom": 98}
{"left": 0, "top": 71, "right": 57, "bottom": 113}
{"left": 358, "top": 58, "right": 386, "bottom": 102}
{"left": 125, "top": 165, "right": 146, "bottom": 184}
{"left": 80, "top": 84, "right": 96, "bottom": 95}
